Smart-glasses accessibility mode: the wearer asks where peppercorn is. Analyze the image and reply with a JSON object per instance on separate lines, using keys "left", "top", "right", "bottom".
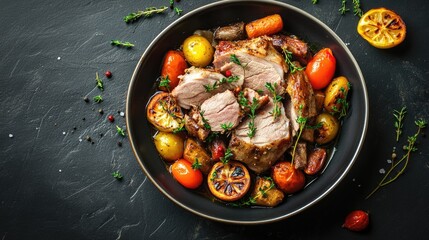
{"left": 225, "top": 70, "right": 232, "bottom": 77}
{"left": 117, "top": 141, "right": 123, "bottom": 147}
{"left": 98, "top": 109, "right": 104, "bottom": 114}
{"left": 108, "top": 115, "right": 115, "bottom": 122}
{"left": 105, "top": 71, "right": 112, "bottom": 78}
{"left": 83, "top": 96, "right": 89, "bottom": 103}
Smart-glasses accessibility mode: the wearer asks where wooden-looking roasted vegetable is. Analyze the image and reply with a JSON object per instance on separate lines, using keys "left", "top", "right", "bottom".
{"left": 147, "top": 92, "right": 184, "bottom": 132}
{"left": 154, "top": 131, "right": 184, "bottom": 161}
{"left": 183, "top": 138, "right": 212, "bottom": 175}
{"left": 251, "top": 177, "right": 284, "bottom": 207}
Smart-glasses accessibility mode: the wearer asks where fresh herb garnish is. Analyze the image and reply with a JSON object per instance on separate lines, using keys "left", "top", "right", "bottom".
{"left": 352, "top": 0, "right": 363, "bottom": 16}
{"left": 230, "top": 54, "right": 247, "bottom": 74}
{"left": 220, "top": 148, "right": 233, "bottom": 164}
{"left": 174, "top": 7, "right": 183, "bottom": 15}
{"left": 366, "top": 118, "right": 427, "bottom": 199}
{"left": 332, "top": 83, "right": 351, "bottom": 119}
{"left": 394, "top": 107, "right": 407, "bottom": 142}
{"left": 339, "top": 0, "right": 349, "bottom": 15}
{"left": 192, "top": 158, "right": 202, "bottom": 170}
{"left": 203, "top": 76, "right": 240, "bottom": 92}
{"left": 116, "top": 125, "right": 126, "bottom": 137}
{"left": 291, "top": 105, "right": 307, "bottom": 164}
{"left": 265, "top": 82, "right": 283, "bottom": 120}
{"left": 210, "top": 171, "right": 217, "bottom": 181}
{"left": 312, "top": 0, "right": 318, "bottom": 4}
{"left": 199, "top": 111, "right": 211, "bottom": 130}
{"left": 95, "top": 72, "right": 103, "bottom": 91}
{"left": 111, "top": 40, "right": 134, "bottom": 48}
{"left": 220, "top": 122, "right": 233, "bottom": 132}
{"left": 238, "top": 92, "right": 259, "bottom": 138}
{"left": 159, "top": 75, "right": 171, "bottom": 91}
{"left": 282, "top": 48, "right": 305, "bottom": 73}
{"left": 172, "top": 125, "right": 185, "bottom": 134}
{"left": 231, "top": 177, "right": 274, "bottom": 207}
{"left": 123, "top": 6, "right": 169, "bottom": 23}
{"left": 93, "top": 95, "right": 103, "bottom": 103}
{"left": 112, "top": 171, "right": 123, "bottom": 180}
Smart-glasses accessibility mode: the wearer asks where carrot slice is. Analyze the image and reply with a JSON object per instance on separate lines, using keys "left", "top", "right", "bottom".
{"left": 245, "top": 14, "right": 284, "bottom": 38}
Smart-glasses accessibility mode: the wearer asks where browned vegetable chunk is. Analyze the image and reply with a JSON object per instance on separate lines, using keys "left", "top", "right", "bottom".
{"left": 251, "top": 177, "right": 284, "bottom": 207}
{"left": 214, "top": 22, "right": 246, "bottom": 41}
{"left": 183, "top": 138, "right": 212, "bottom": 175}
{"left": 304, "top": 148, "right": 327, "bottom": 175}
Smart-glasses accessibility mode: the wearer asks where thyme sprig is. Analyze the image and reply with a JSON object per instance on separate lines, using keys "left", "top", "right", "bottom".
{"left": 174, "top": 7, "right": 183, "bottom": 15}
{"left": 393, "top": 107, "right": 407, "bottom": 142}
{"left": 123, "top": 6, "right": 169, "bottom": 23}
{"left": 366, "top": 118, "right": 427, "bottom": 199}
{"left": 291, "top": 105, "right": 307, "bottom": 164}
{"left": 265, "top": 82, "right": 283, "bottom": 120}
{"left": 203, "top": 76, "right": 240, "bottom": 92}
{"left": 282, "top": 48, "right": 306, "bottom": 73}
{"left": 339, "top": 0, "right": 349, "bottom": 14}
{"left": 231, "top": 177, "right": 275, "bottom": 207}
{"left": 238, "top": 92, "right": 259, "bottom": 138}
{"left": 93, "top": 95, "right": 103, "bottom": 103}
{"left": 312, "top": 0, "right": 318, "bottom": 4}
{"left": 192, "top": 158, "right": 202, "bottom": 170}
{"left": 332, "top": 83, "right": 351, "bottom": 119}
{"left": 230, "top": 54, "right": 248, "bottom": 75}
{"left": 352, "top": 0, "right": 363, "bottom": 17}
{"left": 199, "top": 111, "right": 211, "bottom": 130}
{"left": 220, "top": 148, "right": 233, "bottom": 164}
{"left": 159, "top": 76, "right": 171, "bottom": 92}
{"left": 220, "top": 122, "right": 233, "bottom": 132}
{"left": 95, "top": 72, "right": 103, "bottom": 91}
{"left": 111, "top": 40, "right": 134, "bottom": 48}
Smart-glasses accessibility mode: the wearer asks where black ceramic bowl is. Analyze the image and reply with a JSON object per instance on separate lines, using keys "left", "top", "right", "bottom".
{"left": 126, "top": 0, "right": 368, "bottom": 224}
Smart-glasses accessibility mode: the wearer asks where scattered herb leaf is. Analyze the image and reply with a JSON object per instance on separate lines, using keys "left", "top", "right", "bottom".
{"left": 291, "top": 105, "right": 307, "bottom": 164}
{"left": 93, "top": 95, "right": 103, "bottom": 103}
{"left": 95, "top": 72, "right": 103, "bottom": 91}
{"left": 174, "top": 7, "right": 183, "bottom": 15}
{"left": 116, "top": 125, "right": 126, "bottom": 137}
{"left": 111, "top": 40, "right": 134, "bottom": 48}
{"left": 265, "top": 82, "right": 283, "bottom": 120}
{"left": 192, "top": 158, "right": 202, "bottom": 170}
{"left": 159, "top": 75, "right": 171, "bottom": 91}
{"left": 112, "top": 171, "right": 123, "bottom": 180}
{"left": 393, "top": 107, "right": 407, "bottom": 142}
{"left": 352, "top": 0, "right": 363, "bottom": 16}
{"left": 220, "top": 148, "right": 233, "bottom": 164}
{"left": 123, "top": 6, "right": 169, "bottom": 23}
{"left": 339, "top": 0, "right": 349, "bottom": 15}
{"left": 199, "top": 111, "right": 211, "bottom": 130}
{"left": 282, "top": 48, "right": 305, "bottom": 73}
{"left": 220, "top": 122, "right": 234, "bottom": 132}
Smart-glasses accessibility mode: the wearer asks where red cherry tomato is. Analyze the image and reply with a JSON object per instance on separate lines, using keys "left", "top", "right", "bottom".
{"left": 342, "top": 210, "right": 369, "bottom": 232}
{"left": 170, "top": 159, "right": 203, "bottom": 189}
{"left": 160, "top": 50, "right": 188, "bottom": 90}
{"left": 305, "top": 48, "right": 336, "bottom": 90}
{"left": 272, "top": 161, "right": 305, "bottom": 194}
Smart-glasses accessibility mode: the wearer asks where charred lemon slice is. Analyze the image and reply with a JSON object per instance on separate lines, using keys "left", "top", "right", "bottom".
{"left": 208, "top": 161, "right": 251, "bottom": 202}
{"left": 357, "top": 8, "right": 406, "bottom": 49}
{"left": 146, "top": 92, "right": 184, "bottom": 132}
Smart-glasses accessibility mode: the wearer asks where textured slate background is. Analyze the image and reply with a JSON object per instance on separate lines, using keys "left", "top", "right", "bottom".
{"left": 1, "top": 0, "right": 428, "bottom": 239}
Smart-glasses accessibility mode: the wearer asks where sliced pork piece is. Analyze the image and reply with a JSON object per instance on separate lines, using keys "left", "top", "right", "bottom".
{"left": 200, "top": 90, "right": 241, "bottom": 133}
{"left": 229, "top": 98, "right": 292, "bottom": 174}
{"left": 285, "top": 64, "right": 317, "bottom": 136}
{"left": 271, "top": 34, "right": 312, "bottom": 65}
{"left": 171, "top": 67, "right": 243, "bottom": 109}
{"left": 213, "top": 36, "right": 287, "bottom": 96}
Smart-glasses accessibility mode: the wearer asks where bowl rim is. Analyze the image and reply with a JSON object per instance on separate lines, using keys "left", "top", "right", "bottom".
{"left": 126, "top": 0, "right": 369, "bottom": 224}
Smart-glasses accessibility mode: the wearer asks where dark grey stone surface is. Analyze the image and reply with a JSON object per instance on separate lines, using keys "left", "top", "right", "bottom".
{"left": 0, "top": 0, "right": 428, "bottom": 239}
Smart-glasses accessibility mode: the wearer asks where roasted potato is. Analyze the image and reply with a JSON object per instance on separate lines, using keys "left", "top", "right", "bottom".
{"left": 251, "top": 177, "right": 284, "bottom": 207}
{"left": 315, "top": 113, "right": 339, "bottom": 145}
{"left": 183, "top": 138, "right": 212, "bottom": 174}
{"left": 182, "top": 35, "right": 214, "bottom": 67}
{"left": 214, "top": 22, "right": 246, "bottom": 41}
{"left": 324, "top": 76, "right": 350, "bottom": 114}
{"left": 146, "top": 92, "right": 184, "bottom": 132}
{"left": 154, "top": 132, "right": 184, "bottom": 161}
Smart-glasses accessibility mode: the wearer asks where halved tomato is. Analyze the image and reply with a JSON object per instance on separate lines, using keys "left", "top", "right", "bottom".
{"left": 357, "top": 8, "right": 406, "bottom": 49}
{"left": 146, "top": 92, "right": 184, "bottom": 132}
{"left": 207, "top": 161, "right": 251, "bottom": 202}
{"left": 171, "top": 159, "right": 203, "bottom": 189}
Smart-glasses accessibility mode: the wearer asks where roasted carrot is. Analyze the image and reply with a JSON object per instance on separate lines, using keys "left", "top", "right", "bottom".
{"left": 160, "top": 50, "right": 188, "bottom": 90}
{"left": 245, "top": 14, "right": 284, "bottom": 39}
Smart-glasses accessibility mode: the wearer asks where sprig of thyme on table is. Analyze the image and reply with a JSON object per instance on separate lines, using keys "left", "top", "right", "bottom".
{"left": 352, "top": 0, "right": 363, "bottom": 16}
{"left": 366, "top": 114, "right": 427, "bottom": 199}
{"left": 339, "top": 0, "right": 350, "bottom": 14}
{"left": 95, "top": 72, "right": 103, "bottom": 91}
{"left": 265, "top": 82, "right": 283, "bottom": 120}
{"left": 123, "top": 6, "right": 169, "bottom": 23}
{"left": 111, "top": 40, "right": 134, "bottom": 48}
{"left": 93, "top": 95, "right": 103, "bottom": 103}
{"left": 393, "top": 107, "right": 407, "bottom": 142}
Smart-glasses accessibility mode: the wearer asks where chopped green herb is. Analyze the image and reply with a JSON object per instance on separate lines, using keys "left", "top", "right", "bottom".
{"left": 95, "top": 72, "right": 103, "bottom": 91}
{"left": 282, "top": 48, "right": 306, "bottom": 73}
{"left": 203, "top": 76, "right": 240, "bottom": 92}
{"left": 339, "top": 0, "right": 349, "bottom": 15}
{"left": 291, "top": 105, "right": 307, "bottom": 164}
{"left": 237, "top": 91, "right": 258, "bottom": 138}
{"left": 111, "top": 40, "right": 134, "bottom": 48}
{"left": 174, "top": 7, "right": 183, "bottom": 15}
{"left": 220, "top": 122, "right": 234, "bottom": 132}
{"left": 112, "top": 171, "right": 123, "bottom": 180}
{"left": 352, "top": 0, "right": 363, "bottom": 17}
{"left": 332, "top": 83, "right": 351, "bottom": 119}
{"left": 116, "top": 125, "right": 126, "bottom": 137}
{"left": 93, "top": 95, "right": 103, "bottom": 103}
{"left": 220, "top": 148, "right": 233, "bottom": 164}
{"left": 210, "top": 171, "right": 217, "bottom": 181}
{"left": 159, "top": 75, "right": 171, "bottom": 91}
{"left": 192, "top": 158, "right": 202, "bottom": 170}
{"left": 265, "top": 82, "right": 283, "bottom": 120}
{"left": 199, "top": 111, "right": 211, "bottom": 130}
{"left": 123, "top": 6, "right": 169, "bottom": 23}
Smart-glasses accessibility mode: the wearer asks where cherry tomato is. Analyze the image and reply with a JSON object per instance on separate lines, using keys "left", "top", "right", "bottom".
{"left": 170, "top": 159, "right": 203, "bottom": 189}
{"left": 342, "top": 210, "right": 369, "bottom": 232}
{"left": 305, "top": 48, "right": 336, "bottom": 90}
{"left": 160, "top": 50, "right": 188, "bottom": 90}
{"left": 272, "top": 161, "right": 305, "bottom": 194}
